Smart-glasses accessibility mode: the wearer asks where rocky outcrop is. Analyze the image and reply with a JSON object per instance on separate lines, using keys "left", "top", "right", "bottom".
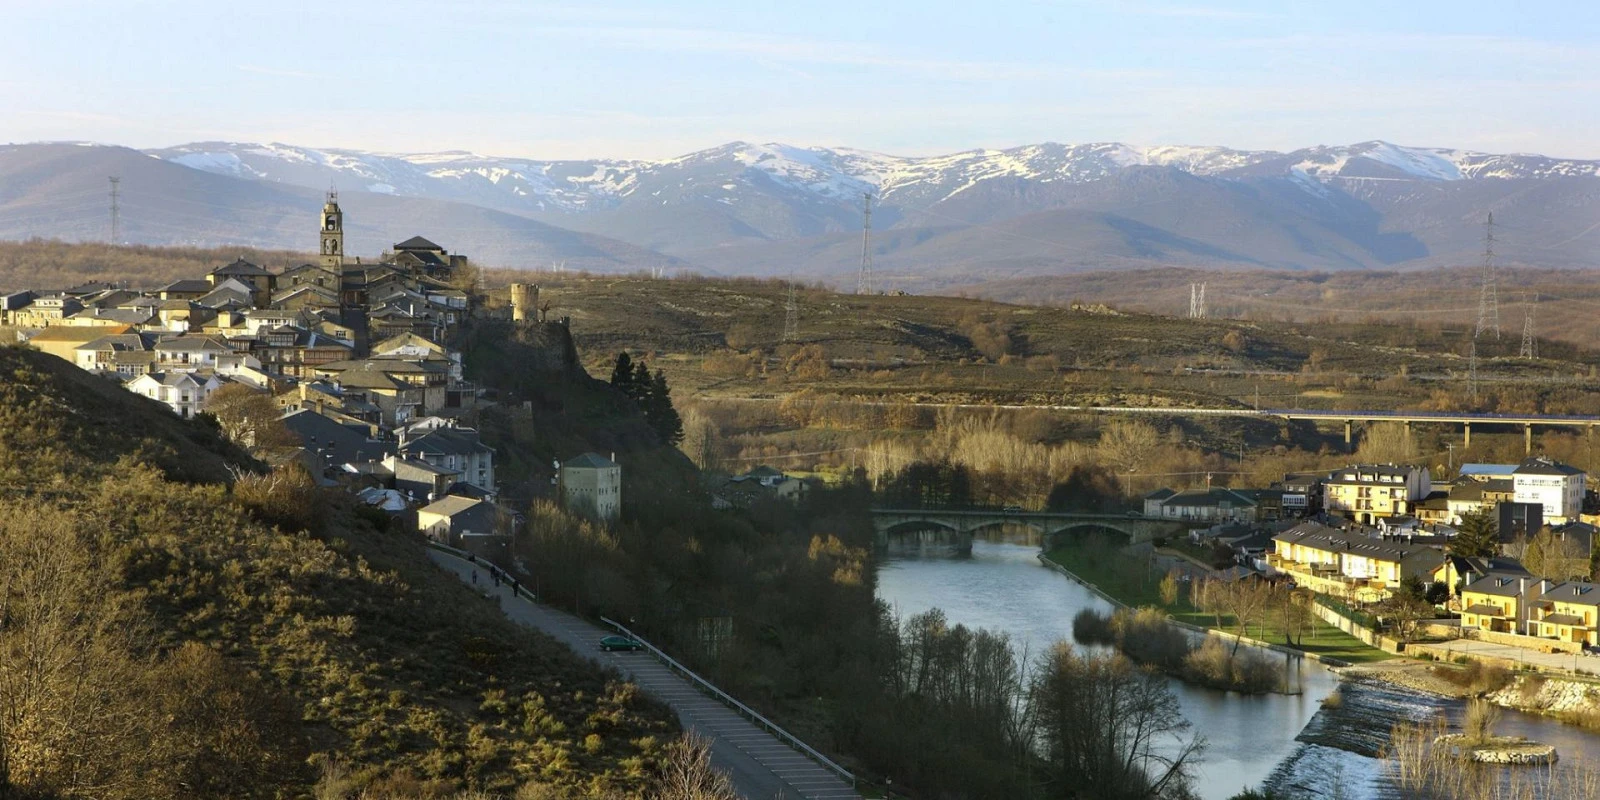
{"left": 1487, "top": 674, "right": 1600, "bottom": 717}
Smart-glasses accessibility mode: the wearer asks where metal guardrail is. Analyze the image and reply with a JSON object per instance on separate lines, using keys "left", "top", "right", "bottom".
{"left": 600, "top": 616, "right": 857, "bottom": 789}
{"left": 426, "top": 541, "right": 856, "bottom": 789}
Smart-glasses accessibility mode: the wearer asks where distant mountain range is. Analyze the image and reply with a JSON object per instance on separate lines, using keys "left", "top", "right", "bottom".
{"left": 3, "top": 138, "right": 1599, "bottom": 286}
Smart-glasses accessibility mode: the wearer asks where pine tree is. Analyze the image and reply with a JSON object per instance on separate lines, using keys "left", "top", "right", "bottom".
{"left": 630, "top": 362, "right": 652, "bottom": 403}
{"left": 648, "top": 369, "right": 684, "bottom": 445}
{"left": 1451, "top": 509, "right": 1501, "bottom": 558}
{"left": 609, "top": 352, "right": 635, "bottom": 395}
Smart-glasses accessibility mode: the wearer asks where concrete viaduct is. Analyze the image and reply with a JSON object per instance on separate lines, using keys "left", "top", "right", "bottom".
{"left": 871, "top": 508, "right": 1189, "bottom": 553}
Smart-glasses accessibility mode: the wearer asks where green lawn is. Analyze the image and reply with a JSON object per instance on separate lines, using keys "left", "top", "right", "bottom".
{"left": 1044, "top": 546, "right": 1393, "bottom": 665}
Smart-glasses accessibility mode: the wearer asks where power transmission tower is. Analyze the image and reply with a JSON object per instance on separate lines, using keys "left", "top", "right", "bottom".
{"left": 108, "top": 176, "right": 121, "bottom": 243}
{"left": 1468, "top": 337, "right": 1479, "bottom": 402}
{"left": 1475, "top": 212, "right": 1500, "bottom": 340}
{"left": 783, "top": 275, "right": 799, "bottom": 342}
{"left": 856, "top": 192, "right": 874, "bottom": 295}
{"left": 1520, "top": 293, "right": 1538, "bottom": 359}
{"left": 1188, "top": 282, "right": 1207, "bottom": 319}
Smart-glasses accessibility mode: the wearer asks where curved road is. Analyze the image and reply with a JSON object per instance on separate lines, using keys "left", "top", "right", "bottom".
{"left": 428, "top": 550, "right": 861, "bottom": 800}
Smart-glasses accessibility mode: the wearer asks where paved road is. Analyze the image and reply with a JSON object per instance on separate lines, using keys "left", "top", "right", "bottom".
{"left": 428, "top": 550, "right": 861, "bottom": 800}
{"left": 1423, "top": 636, "right": 1600, "bottom": 677}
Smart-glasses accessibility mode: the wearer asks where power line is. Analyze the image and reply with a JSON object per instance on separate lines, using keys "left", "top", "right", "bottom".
{"left": 107, "top": 176, "right": 121, "bottom": 243}
{"left": 856, "top": 192, "right": 874, "bottom": 295}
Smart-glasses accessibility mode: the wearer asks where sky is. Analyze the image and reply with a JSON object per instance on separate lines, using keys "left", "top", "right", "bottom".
{"left": 2, "top": 0, "right": 1599, "bottom": 160}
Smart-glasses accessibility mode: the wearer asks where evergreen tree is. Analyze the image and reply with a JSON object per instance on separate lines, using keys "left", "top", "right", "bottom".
{"left": 630, "top": 362, "right": 652, "bottom": 402}
{"left": 648, "top": 369, "right": 684, "bottom": 445}
{"left": 609, "top": 352, "right": 635, "bottom": 395}
{"left": 1451, "top": 508, "right": 1501, "bottom": 558}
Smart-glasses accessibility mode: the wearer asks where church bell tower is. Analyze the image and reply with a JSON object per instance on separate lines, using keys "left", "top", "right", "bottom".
{"left": 320, "top": 190, "right": 345, "bottom": 270}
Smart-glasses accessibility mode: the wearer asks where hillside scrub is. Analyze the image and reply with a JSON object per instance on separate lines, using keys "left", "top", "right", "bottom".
{"left": 0, "top": 347, "right": 681, "bottom": 797}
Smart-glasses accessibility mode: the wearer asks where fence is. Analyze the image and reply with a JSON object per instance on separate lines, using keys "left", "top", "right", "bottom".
{"left": 600, "top": 616, "right": 857, "bottom": 789}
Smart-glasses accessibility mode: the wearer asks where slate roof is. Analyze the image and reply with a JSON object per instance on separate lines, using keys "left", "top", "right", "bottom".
{"left": 211, "top": 258, "right": 273, "bottom": 277}
{"left": 1515, "top": 457, "right": 1585, "bottom": 477}
{"left": 154, "top": 335, "right": 233, "bottom": 353}
{"left": 1542, "top": 581, "right": 1600, "bottom": 608}
{"left": 1272, "top": 521, "right": 1446, "bottom": 567}
{"left": 280, "top": 409, "right": 394, "bottom": 465}
{"left": 331, "top": 364, "right": 410, "bottom": 391}
{"left": 1463, "top": 573, "right": 1542, "bottom": 598}
{"left": 160, "top": 279, "right": 212, "bottom": 294}
{"left": 1158, "top": 487, "right": 1257, "bottom": 509}
{"left": 401, "top": 428, "right": 491, "bottom": 458}
{"left": 564, "top": 452, "right": 617, "bottom": 469}
{"left": 394, "top": 235, "right": 443, "bottom": 251}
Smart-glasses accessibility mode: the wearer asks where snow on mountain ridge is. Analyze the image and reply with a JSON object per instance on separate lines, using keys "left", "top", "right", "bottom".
{"left": 147, "top": 139, "right": 1600, "bottom": 218}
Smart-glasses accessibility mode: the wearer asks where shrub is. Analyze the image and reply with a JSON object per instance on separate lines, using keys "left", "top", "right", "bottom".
{"left": 1072, "top": 608, "right": 1116, "bottom": 646}
{"left": 1431, "top": 660, "right": 1512, "bottom": 695}
{"left": 230, "top": 463, "right": 326, "bottom": 534}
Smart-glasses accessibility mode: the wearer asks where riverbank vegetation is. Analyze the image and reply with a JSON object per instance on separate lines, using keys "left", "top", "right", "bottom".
{"left": 1045, "top": 541, "right": 1393, "bottom": 665}
{"left": 1073, "top": 607, "right": 1285, "bottom": 693}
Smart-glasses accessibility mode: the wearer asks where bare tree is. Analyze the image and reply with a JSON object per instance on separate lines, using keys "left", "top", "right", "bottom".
{"left": 1097, "top": 420, "right": 1162, "bottom": 484}
{"left": 657, "top": 732, "right": 738, "bottom": 800}
{"left": 1029, "top": 644, "right": 1202, "bottom": 799}
{"left": 1209, "top": 578, "right": 1276, "bottom": 660}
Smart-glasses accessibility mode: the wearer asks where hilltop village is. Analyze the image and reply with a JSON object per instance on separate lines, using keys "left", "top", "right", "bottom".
{"left": 0, "top": 194, "right": 621, "bottom": 546}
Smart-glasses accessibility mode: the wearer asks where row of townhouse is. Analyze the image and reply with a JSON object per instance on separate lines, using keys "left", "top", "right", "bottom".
{"left": 1460, "top": 573, "right": 1600, "bottom": 647}
{"left": 1268, "top": 520, "right": 1447, "bottom": 603}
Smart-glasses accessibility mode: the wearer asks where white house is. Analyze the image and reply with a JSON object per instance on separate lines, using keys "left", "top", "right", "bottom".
{"left": 1513, "top": 457, "right": 1586, "bottom": 524}
{"left": 126, "top": 371, "right": 225, "bottom": 419}
{"left": 558, "top": 453, "right": 621, "bottom": 523}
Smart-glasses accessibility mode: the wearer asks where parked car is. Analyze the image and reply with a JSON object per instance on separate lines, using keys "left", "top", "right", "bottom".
{"left": 599, "top": 635, "right": 644, "bottom": 652}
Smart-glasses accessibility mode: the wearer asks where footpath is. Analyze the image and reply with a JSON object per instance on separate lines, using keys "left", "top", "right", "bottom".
{"left": 427, "top": 548, "right": 861, "bottom": 800}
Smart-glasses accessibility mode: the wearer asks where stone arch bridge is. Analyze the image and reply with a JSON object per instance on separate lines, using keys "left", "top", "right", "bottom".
{"left": 871, "top": 508, "right": 1190, "bottom": 553}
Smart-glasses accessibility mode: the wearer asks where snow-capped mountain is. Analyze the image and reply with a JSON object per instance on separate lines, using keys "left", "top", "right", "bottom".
{"left": 6, "top": 138, "right": 1597, "bottom": 283}
{"left": 150, "top": 139, "right": 1600, "bottom": 219}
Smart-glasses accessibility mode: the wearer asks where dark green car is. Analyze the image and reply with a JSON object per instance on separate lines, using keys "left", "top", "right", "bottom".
{"left": 599, "top": 635, "right": 644, "bottom": 652}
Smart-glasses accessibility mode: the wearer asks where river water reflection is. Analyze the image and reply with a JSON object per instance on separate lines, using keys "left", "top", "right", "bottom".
{"left": 876, "top": 534, "right": 1342, "bottom": 799}
{"left": 876, "top": 533, "right": 1600, "bottom": 799}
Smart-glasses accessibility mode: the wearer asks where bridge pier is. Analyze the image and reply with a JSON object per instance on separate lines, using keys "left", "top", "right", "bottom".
{"left": 1343, "top": 420, "right": 1353, "bottom": 451}
{"left": 1464, "top": 422, "right": 1472, "bottom": 448}
{"left": 1525, "top": 423, "right": 1533, "bottom": 455}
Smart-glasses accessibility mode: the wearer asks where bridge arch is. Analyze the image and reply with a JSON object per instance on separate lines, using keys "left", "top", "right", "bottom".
{"left": 1043, "top": 522, "right": 1136, "bottom": 549}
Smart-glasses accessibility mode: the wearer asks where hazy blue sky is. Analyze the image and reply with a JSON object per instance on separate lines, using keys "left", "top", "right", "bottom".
{"left": 2, "top": 0, "right": 1597, "bottom": 159}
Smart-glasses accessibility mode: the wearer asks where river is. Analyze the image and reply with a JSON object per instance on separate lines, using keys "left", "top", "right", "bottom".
{"left": 875, "top": 534, "right": 1600, "bottom": 800}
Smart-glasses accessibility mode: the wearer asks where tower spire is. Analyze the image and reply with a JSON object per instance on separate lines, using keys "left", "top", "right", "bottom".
{"left": 320, "top": 187, "right": 345, "bottom": 271}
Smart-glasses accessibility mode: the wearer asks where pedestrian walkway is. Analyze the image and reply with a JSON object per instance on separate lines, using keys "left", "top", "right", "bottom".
{"left": 428, "top": 549, "right": 862, "bottom": 800}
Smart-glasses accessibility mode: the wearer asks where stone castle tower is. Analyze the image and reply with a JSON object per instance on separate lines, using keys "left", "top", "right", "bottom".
{"left": 511, "top": 283, "right": 539, "bottom": 322}
{"left": 320, "top": 190, "right": 344, "bottom": 271}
